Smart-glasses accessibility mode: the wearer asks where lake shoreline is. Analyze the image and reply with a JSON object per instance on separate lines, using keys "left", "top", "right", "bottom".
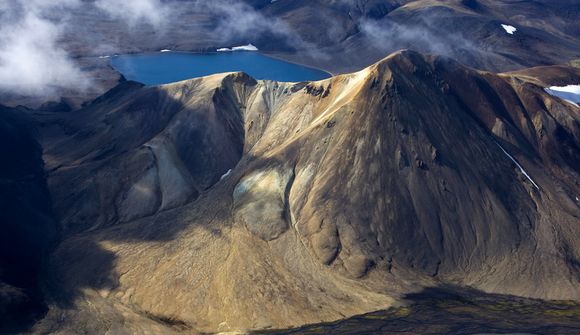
{"left": 109, "top": 51, "right": 332, "bottom": 85}
{"left": 96, "top": 49, "right": 336, "bottom": 79}
{"left": 261, "top": 52, "right": 337, "bottom": 77}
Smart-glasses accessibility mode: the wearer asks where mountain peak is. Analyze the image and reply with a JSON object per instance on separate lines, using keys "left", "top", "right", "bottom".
{"left": 19, "top": 47, "right": 578, "bottom": 333}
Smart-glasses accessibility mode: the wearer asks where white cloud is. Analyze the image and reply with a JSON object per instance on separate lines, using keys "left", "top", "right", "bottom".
{"left": 0, "top": 0, "right": 320, "bottom": 100}
{"left": 196, "top": 0, "right": 324, "bottom": 58}
{"left": 0, "top": 0, "right": 89, "bottom": 98}
{"left": 0, "top": 0, "right": 174, "bottom": 99}
{"left": 94, "top": 0, "right": 172, "bottom": 27}
{"left": 360, "top": 17, "right": 478, "bottom": 58}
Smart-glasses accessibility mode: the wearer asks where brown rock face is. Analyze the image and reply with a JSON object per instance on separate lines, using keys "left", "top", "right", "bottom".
{"left": 20, "top": 51, "right": 580, "bottom": 333}
{"left": 233, "top": 167, "right": 294, "bottom": 241}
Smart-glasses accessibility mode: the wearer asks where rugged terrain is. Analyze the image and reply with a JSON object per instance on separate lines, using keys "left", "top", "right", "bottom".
{"left": 0, "top": 50, "right": 576, "bottom": 333}
{"left": 62, "top": 0, "right": 580, "bottom": 73}
{"left": 2, "top": 0, "right": 579, "bottom": 108}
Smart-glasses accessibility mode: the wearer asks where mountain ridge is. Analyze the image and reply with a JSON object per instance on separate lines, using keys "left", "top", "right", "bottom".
{"left": 14, "top": 50, "right": 578, "bottom": 334}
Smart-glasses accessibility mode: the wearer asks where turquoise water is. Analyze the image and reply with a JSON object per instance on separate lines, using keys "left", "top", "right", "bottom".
{"left": 110, "top": 52, "right": 331, "bottom": 85}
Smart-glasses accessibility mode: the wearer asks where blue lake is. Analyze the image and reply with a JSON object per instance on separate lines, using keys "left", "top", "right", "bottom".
{"left": 110, "top": 52, "right": 331, "bottom": 85}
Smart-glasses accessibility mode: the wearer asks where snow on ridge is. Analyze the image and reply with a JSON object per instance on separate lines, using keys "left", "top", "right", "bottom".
{"left": 496, "top": 143, "right": 539, "bottom": 190}
{"left": 220, "top": 169, "right": 232, "bottom": 180}
{"left": 160, "top": 49, "right": 171, "bottom": 52}
{"left": 501, "top": 24, "right": 517, "bottom": 35}
{"left": 217, "top": 44, "right": 259, "bottom": 52}
{"left": 545, "top": 85, "right": 580, "bottom": 107}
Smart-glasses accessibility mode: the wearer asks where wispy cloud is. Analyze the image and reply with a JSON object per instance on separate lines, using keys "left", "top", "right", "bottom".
{"left": 195, "top": 0, "right": 327, "bottom": 59}
{"left": 359, "top": 16, "right": 479, "bottom": 58}
{"left": 94, "top": 0, "right": 172, "bottom": 28}
{"left": 0, "top": 0, "right": 89, "bottom": 98}
{"left": 0, "top": 0, "right": 475, "bottom": 101}
{"left": 0, "top": 0, "right": 327, "bottom": 100}
{"left": 0, "top": 0, "right": 176, "bottom": 99}
{"left": 201, "top": 1, "right": 283, "bottom": 39}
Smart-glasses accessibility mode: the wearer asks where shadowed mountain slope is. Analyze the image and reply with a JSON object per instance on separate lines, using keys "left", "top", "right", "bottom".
{"left": 0, "top": 108, "right": 57, "bottom": 333}
{"left": 19, "top": 50, "right": 580, "bottom": 334}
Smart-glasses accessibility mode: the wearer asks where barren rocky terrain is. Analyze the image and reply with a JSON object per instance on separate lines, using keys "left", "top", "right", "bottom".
{"left": 1, "top": 50, "right": 577, "bottom": 333}
{"left": 1, "top": 1, "right": 580, "bottom": 334}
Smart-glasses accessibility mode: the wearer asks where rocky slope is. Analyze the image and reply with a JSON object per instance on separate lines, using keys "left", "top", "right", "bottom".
{"left": 10, "top": 50, "right": 576, "bottom": 334}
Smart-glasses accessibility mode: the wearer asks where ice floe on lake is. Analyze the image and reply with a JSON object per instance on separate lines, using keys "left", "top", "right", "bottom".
{"left": 217, "top": 44, "right": 258, "bottom": 52}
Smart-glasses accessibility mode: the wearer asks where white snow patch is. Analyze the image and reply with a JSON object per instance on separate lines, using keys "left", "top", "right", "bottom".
{"left": 98, "top": 55, "right": 110, "bottom": 59}
{"left": 217, "top": 44, "right": 258, "bottom": 52}
{"left": 544, "top": 85, "right": 580, "bottom": 107}
{"left": 233, "top": 44, "right": 258, "bottom": 51}
{"left": 160, "top": 49, "right": 171, "bottom": 52}
{"left": 496, "top": 143, "right": 539, "bottom": 190}
{"left": 501, "top": 24, "right": 517, "bottom": 35}
{"left": 220, "top": 169, "right": 232, "bottom": 180}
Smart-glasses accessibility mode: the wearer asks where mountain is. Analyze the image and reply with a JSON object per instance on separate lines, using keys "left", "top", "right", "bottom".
{"left": 63, "top": 0, "right": 579, "bottom": 74}
{"left": 262, "top": 0, "right": 580, "bottom": 73}
{"left": 7, "top": 50, "right": 576, "bottom": 334}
